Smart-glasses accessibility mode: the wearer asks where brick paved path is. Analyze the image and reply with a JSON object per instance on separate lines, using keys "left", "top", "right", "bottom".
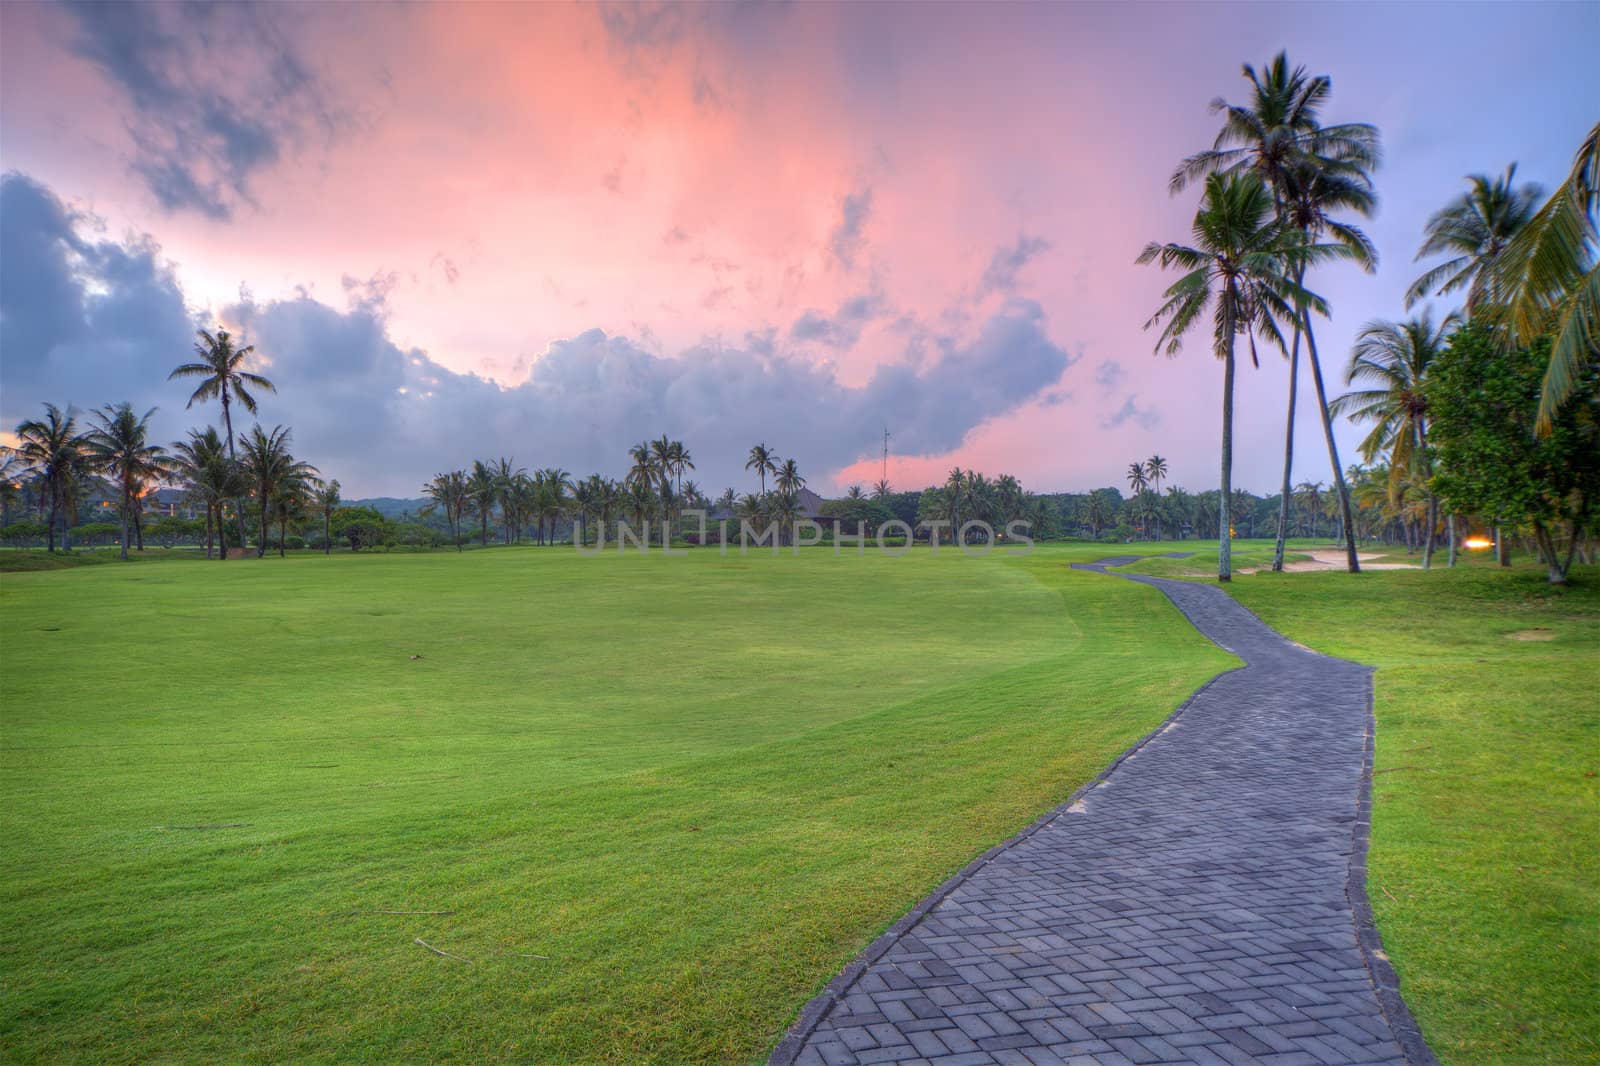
{"left": 772, "top": 561, "right": 1434, "bottom": 1066}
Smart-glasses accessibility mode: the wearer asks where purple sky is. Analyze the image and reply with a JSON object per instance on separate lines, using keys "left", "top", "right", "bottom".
{"left": 2, "top": 1, "right": 1596, "bottom": 498}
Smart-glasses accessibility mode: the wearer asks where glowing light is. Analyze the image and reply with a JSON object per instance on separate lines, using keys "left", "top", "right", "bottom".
{"left": 1462, "top": 536, "right": 1494, "bottom": 550}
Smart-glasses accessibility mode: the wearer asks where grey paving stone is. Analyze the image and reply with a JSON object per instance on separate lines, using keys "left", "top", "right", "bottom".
{"left": 771, "top": 562, "right": 1434, "bottom": 1066}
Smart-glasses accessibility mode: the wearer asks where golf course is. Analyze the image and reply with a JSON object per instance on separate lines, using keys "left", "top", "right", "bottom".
{"left": 1, "top": 543, "right": 1593, "bottom": 1064}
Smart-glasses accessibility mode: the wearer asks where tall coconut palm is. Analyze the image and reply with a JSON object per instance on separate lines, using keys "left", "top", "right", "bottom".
{"left": 169, "top": 329, "right": 275, "bottom": 546}
{"left": 537, "top": 468, "right": 571, "bottom": 544}
{"left": 423, "top": 470, "right": 469, "bottom": 550}
{"left": 312, "top": 479, "right": 341, "bottom": 555}
{"left": 239, "top": 424, "right": 317, "bottom": 558}
{"left": 467, "top": 460, "right": 499, "bottom": 546}
{"left": 1477, "top": 122, "right": 1600, "bottom": 431}
{"left": 84, "top": 403, "right": 172, "bottom": 561}
{"left": 776, "top": 458, "right": 805, "bottom": 495}
{"left": 1125, "top": 463, "right": 1149, "bottom": 539}
{"left": 1173, "top": 53, "right": 1378, "bottom": 574}
{"left": 872, "top": 478, "right": 892, "bottom": 501}
{"left": 12, "top": 403, "right": 90, "bottom": 552}
{"left": 270, "top": 468, "right": 318, "bottom": 557}
{"left": 1330, "top": 310, "right": 1459, "bottom": 568}
{"left": 171, "top": 427, "right": 236, "bottom": 559}
{"left": 1144, "top": 456, "right": 1167, "bottom": 538}
{"left": 745, "top": 443, "right": 778, "bottom": 494}
{"left": 1139, "top": 173, "right": 1313, "bottom": 580}
{"left": 1406, "top": 165, "right": 1544, "bottom": 312}
{"left": 0, "top": 452, "right": 23, "bottom": 528}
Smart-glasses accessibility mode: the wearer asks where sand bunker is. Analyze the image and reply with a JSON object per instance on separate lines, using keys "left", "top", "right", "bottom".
{"left": 1238, "top": 550, "right": 1420, "bottom": 575}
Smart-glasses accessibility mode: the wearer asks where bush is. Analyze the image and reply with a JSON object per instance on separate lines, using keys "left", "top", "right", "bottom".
{"left": 1, "top": 521, "right": 48, "bottom": 547}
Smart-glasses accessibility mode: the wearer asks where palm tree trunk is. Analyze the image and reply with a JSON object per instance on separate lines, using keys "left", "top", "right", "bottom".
{"left": 1219, "top": 318, "right": 1236, "bottom": 583}
{"left": 1421, "top": 494, "right": 1438, "bottom": 569}
{"left": 1272, "top": 329, "right": 1302, "bottom": 571}
{"left": 1496, "top": 524, "right": 1511, "bottom": 566}
{"left": 1295, "top": 266, "right": 1360, "bottom": 573}
{"left": 221, "top": 388, "right": 249, "bottom": 553}
{"left": 119, "top": 493, "right": 130, "bottom": 562}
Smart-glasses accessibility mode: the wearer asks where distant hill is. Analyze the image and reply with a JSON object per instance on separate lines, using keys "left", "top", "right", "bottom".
{"left": 348, "top": 497, "right": 430, "bottom": 520}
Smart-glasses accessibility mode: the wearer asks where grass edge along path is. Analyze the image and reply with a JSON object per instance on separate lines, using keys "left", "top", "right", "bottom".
{"left": 1215, "top": 565, "right": 1598, "bottom": 1066}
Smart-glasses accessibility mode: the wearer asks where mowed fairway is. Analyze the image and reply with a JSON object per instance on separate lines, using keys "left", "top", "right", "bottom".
{"left": 0, "top": 544, "right": 1231, "bottom": 1063}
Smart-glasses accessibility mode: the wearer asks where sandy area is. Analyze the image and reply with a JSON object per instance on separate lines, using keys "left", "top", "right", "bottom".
{"left": 1238, "top": 550, "right": 1419, "bottom": 575}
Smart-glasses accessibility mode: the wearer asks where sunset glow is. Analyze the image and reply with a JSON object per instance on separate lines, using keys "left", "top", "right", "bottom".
{"left": 2, "top": 2, "right": 1595, "bottom": 497}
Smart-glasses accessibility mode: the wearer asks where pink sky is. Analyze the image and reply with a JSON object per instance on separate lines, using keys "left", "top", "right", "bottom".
{"left": 2, "top": 2, "right": 1595, "bottom": 497}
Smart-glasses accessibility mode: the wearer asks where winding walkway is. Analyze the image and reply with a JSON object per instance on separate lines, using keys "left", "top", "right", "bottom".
{"left": 772, "top": 559, "right": 1434, "bottom": 1066}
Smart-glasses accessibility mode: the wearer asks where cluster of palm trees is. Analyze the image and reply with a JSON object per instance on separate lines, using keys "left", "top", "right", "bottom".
{"left": 422, "top": 462, "right": 577, "bottom": 549}
{"left": 913, "top": 468, "right": 1039, "bottom": 544}
{"left": 1330, "top": 122, "right": 1598, "bottom": 570}
{"left": 1141, "top": 52, "right": 1378, "bottom": 581}
{"left": 5, "top": 329, "right": 337, "bottom": 560}
{"left": 1122, "top": 455, "right": 1171, "bottom": 539}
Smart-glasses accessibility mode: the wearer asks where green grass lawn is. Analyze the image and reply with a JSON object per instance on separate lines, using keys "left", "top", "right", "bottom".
{"left": 1217, "top": 565, "right": 1600, "bottom": 1066}
{"left": 0, "top": 543, "right": 1232, "bottom": 1063}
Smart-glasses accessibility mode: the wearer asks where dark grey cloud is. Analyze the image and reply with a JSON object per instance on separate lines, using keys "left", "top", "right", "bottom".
{"left": 980, "top": 235, "right": 1051, "bottom": 293}
{"left": 0, "top": 173, "right": 197, "bottom": 435}
{"left": 60, "top": 1, "right": 338, "bottom": 219}
{"left": 829, "top": 187, "right": 872, "bottom": 269}
{"left": 1099, "top": 394, "right": 1158, "bottom": 431}
{"left": 2, "top": 173, "right": 1073, "bottom": 496}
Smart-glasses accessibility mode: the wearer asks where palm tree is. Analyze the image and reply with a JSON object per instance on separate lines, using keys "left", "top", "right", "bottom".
{"left": 745, "top": 443, "right": 778, "bottom": 494}
{"left": 846, "top": 484, "right": 865, "bottom": 500}
{"left": 1138, "top": 172, "right": 1311, "bottom": 581}
{"left": 771, "top": 489, "right": 804, "bottom": 545}
{"left": 1085, "top": 491, "right": 1110, "bottom": 538}
{"left": 84, "top": 403, "right": 171, "bottom": 561}
{"left": 172, "top": 427, "right": 236, "bottom": 559}
{"left": 312, "top": 479, "right": 341, "bottom": 554}
{"left": 270, "top": 468, "right": 318, "bottom": 557}
{"left": 1165, "top": 485, "right": 1192, "bottom": 539}
{"left": 467, "top": 460, "right": 498, "bottom": 546}
{"left": 12, "top": 403, "right": 90, "bottom": 552}
{"left": 667, "top": 441, "right": 693, "bottom": 499}
{"left": 1125, "top": 463, "right": 1148, "bottom": 536}
{"left": 1330, "top": 310, "right": 1459, "bottom": 568}
{"left": 169, "top": 329, "right": 275, "bottom": 547}
{"left": 0, "top": 452, "right": 23, "bottom": 529}
{"left": 625, "top": 479, "right": 654, "bottom": 533}
{"left": 538, "top": 468, "right": 571, "bottom": 544}
{"left": 239, "top": 425, "right": 317, "bottom": 558}
{"left": 1477, "top": 122, "right": 1599, "bottom": 431}
{"left": 776, "top": 458, "right": 805, "bottom": 494}
{"left": 1405, "top": 165, "right": 1543, "bottom": 311}
{"left": 1144, "top": 456, "right": 1167, "bottom": 538}
{"left": 873, "top": 478, "right": 892, "bottom": 501}
{"left": 423, "top": 471, "right": 469, "bottom": 550}
{"left": 1173, "top": 53, "right": 1378, "bottom": 574}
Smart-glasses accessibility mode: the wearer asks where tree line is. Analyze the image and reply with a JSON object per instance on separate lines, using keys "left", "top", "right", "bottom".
{"left": 1138, "top": 52, "right": 1595, "bottom": 583}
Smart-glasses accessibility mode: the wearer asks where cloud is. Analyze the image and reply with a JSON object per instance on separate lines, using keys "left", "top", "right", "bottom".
{"left": 0, "top": 173, "right": 196, "bottom": 431}
{"left": 788, "top": 291, "right": 884, "bottom": 349}
{"left": 829, "top": 187, "right": 872, "bottom": 269}
{"left": 59, "top": 1, "right": 338, "bottom": 218}
{"left": 1093, "top": 359, "right": 1124, "bottom": 392}
{"left": 2, "top": 173, "right": 1072, "bottom": 496}
{"left": 979, "top": 235, "right": 1051, "bottom": 293}
{"left": 1099, "top": 393, "right": 1158, "bottom": 431}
